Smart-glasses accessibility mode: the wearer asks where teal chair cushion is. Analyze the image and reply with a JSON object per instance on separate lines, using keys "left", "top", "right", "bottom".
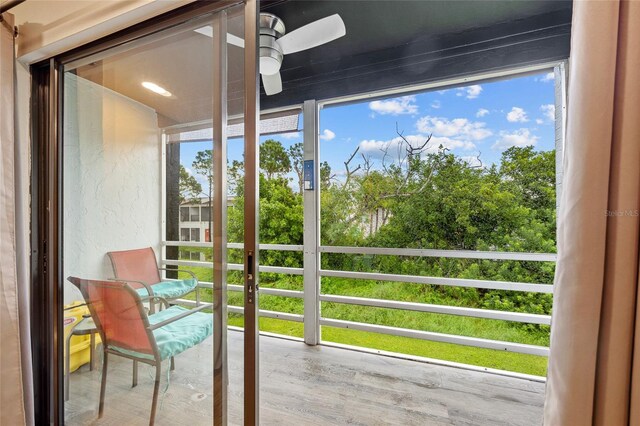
{"left": 135, "top": 278, "right": 197, "bottom": 300}
{"left": 149, "top": 306, "right": 213, "bottom": 360}
{"left": 110, "top": 306, "right": 212, "bottom": 361}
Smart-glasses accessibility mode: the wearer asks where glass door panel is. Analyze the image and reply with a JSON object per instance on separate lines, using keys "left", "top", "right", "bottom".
{"left": 60, "top": 5, "right": 255, "bottom": 423}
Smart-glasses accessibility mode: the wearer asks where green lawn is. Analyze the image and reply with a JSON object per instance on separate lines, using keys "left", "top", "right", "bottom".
{"left": 175, "top": 259, "right": 549, "bottom": 377}
{"left": 226, "top": 317, "right": 547, "bottom": 376}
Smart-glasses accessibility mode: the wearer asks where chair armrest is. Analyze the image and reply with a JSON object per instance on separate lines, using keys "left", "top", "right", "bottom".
{"left": 107, "top": 277, "right": 154, "bottom": 297}
{"left": 157, "top": 268, "right": 200, "bottom": 306}
{"left": 147, "top": 305, "right": 208, "bottom": 330}
{"left": 157, "top": 268, "right": 198, "bottom": 282}
{"left": 140, "top": 296, "right": 170, "bottom": 310}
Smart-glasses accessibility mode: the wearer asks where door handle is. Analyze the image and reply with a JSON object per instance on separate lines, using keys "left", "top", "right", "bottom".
{"left": 247, "top": 251, "right": 255, "bottom": 304}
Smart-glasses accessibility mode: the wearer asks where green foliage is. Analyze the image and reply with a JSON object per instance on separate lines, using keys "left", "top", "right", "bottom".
{"left": 191, "top": 150, "right": 214, "bottom": 233}
{"left": 326, "top": 147, "right": 557, "bottom": 324}
{"left": 226, "top": 140, "right": 303, "bottom": 274}
{"left": 189, "top": 139, "right": 556, "bottom": 376}
{"left": 288, "top": 142, "right": 304, "bottom": 194}
{"left": 256, "top": 175, "right": 303, "bottom": 274}
{"left": 320, "top": 161, "right": 332, "bottom": 190}
{"left": 179, "top": 164, "right": 202, "bottom": 203}
{"left": 192, "top": 150, "right": 213, "bottom": 193}
{"left": 260, "top": 139, "right": 291, "bottom": 179}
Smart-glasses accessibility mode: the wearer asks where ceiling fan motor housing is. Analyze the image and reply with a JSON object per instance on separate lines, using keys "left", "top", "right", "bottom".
{"left": 259, "top": 13, "right": 285, "bottom": 75}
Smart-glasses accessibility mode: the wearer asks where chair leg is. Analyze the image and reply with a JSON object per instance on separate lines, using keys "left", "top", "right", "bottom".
{"left": 149, "top": 363, "right": 162, "bottom": 426}
{"left": 132, "top": 360, "right": 138, "bottom": 387}
{"left": 89, "top": 332, "right": 95, "bottom": 371}
{"left": 99, "top": 351, "right": 108, "bottom": 419}
{"left": 170, "top": 356, "right": 175, "bottom": 371}
{"left": 65, "top": 333, "right": 72, "bottom": 402}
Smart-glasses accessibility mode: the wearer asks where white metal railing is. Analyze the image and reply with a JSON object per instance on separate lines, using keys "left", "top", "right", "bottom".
{"left": 194, "top": 281, "right": 304, "bottom": 299}
{"left": 319, "top": 245, "right": 557, "bottom": 262}
{"left": 162, "top": 240, "right": 554, "bottom": 358}
{"left": 319, "top": 270, "right": 552, "bottom": 293}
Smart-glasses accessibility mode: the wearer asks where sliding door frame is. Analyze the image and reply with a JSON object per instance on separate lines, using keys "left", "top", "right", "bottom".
{"left": 243, "top": 0, "right": 260, "bottom": 423}
{"left": 30, "top": 55, "right": 64, "bottom": 426}
{"left": 29, "top": 1, "right": 259, "bottom": 424}
{"left": 212, "top": 9, "right": 229, "bottom": 426}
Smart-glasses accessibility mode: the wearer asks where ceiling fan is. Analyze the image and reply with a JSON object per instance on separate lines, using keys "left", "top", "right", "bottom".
{"left": 195, "top": 13, "right": 346, "bottom": 96}
{"left": 258, "top": 13, "right": 346, "bottom": 95}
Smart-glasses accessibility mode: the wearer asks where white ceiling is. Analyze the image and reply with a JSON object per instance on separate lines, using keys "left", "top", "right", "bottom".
{"left": 73, "top": 10, "right": 246, "bottom": 127}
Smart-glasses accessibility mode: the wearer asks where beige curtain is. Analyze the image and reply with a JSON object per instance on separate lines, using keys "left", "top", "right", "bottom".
{"left": 544, "top": 0, "right": 640, "bottom": 424}
{"left": 0, "top": 12, "right": 31, "bottom": 426}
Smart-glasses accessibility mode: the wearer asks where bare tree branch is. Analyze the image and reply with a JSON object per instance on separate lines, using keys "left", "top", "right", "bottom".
{"left": 361, "top": 153, "right": 373, "bottom": 175}
{"left": 469, "top": 151, "right": 484, "bottom": 169}
{"left": 342, "top": 146, "right": 362, "bottom": 188}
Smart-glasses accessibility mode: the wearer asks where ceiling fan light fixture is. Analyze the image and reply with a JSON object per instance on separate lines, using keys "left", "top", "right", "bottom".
{"left": 260, "top": 56, "right": 281, "bottom": 76}
{"left": 142, "top": 81, "right": 172, "bottom": 97}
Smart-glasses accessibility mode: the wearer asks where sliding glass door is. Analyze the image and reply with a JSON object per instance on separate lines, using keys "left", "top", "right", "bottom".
{"left": 56, "top": 2, "right": 260, "bottom": 424}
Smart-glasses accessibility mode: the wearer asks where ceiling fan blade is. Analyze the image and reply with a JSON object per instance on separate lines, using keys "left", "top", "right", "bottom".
{"left": 262, "top": 72, "right": 282, "bottom": 96}
{"left": 277, "top": 14, "right": 345, "bottom": 55}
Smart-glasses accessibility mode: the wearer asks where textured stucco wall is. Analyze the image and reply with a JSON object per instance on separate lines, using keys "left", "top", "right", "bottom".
{"left": 63, "top": 74, "right": 161, "bottom": 304}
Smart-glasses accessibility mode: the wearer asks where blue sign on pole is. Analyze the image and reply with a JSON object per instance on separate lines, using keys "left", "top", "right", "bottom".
{"left": 304, "top": 160, "right": 314, "bottom": 190}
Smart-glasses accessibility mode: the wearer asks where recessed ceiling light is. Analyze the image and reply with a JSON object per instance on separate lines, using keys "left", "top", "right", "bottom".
{"left": 142, "top": 81, "right": 172, "bottom": 97}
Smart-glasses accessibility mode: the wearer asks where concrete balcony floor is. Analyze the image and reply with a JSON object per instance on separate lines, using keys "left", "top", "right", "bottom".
{"left": 65, "top": 331, "right": 545, "bottom": 425}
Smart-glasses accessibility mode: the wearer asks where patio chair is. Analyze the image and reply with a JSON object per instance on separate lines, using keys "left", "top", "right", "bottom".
{"left": 107, "top": 247, "right": 200, "bottom": 312}
{"left": 67, "top": 276, "right": 213, "bottom": 426}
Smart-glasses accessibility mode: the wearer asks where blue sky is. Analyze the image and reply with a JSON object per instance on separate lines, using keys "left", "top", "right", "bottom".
{"left": 180, "top": 70, "right": 556, "bottom": 190}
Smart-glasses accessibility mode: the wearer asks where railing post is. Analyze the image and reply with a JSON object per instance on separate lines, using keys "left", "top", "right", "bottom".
{"left": 303, "top": 99, "right": 320, "bottom": 345}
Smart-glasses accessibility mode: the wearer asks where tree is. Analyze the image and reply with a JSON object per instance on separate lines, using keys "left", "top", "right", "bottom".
{"left": 227, "top": 173, "right": 303, "bottom": 271}
{"left": 192, "top": 150, "right": 214, "bottom": 239}
{"left": 288, "top": 142, "right": 304, "bottom": 194}
{"left": 499, "top": 146, "right": 556, "bottom": 234}
{"left": 179, "top": 165, "right": 202, "bottom": 204}
{"left": 227, "top": 127, "right": 558, "bottom": 334}
{"left": 320, "top": 161, "right": 332, "bottom": 190}
{"left": 289, "top": 142, "right": 333, "bottom": 193}
{"left": 260, "top": 139, "right": 291, "bottom": 179}
{"left": 228, "top": 159, "right": 244, "bottom": 196}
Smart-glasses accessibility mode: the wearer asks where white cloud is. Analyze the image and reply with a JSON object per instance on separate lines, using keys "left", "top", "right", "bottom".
{"left": 536, "top": 119, "right": 544, "bottom": 125}
{"left": 476, "top": 108, "right": 489, "bottom": 117}
{"left": 456, "top": 85, "right": 483, "bottom": 99}
{"left": 359, "top": 135, "right": 475, "bottom": 158}
{"left": 540, "top": 104, "right": 556, "bottom": 121}
{"left": 369, "top": 95, "right": 418, "bottom": 116}
{"left": 540, "top": 72, "right": 555, "bottom": 82}
{"left": 430, "top": 100, "right": 441, "bottom": 109}
{"left": 506, "top": 107, "right": 529, "bottom": 123}
{"left": 280, "top": 132, "right": 300, "bottom": 139}
{"left": 436, "top": 89, "right": 448, "bottom": 95}
{"left": 492, "top": 129, "right": 539, "bottom": 150}
{"left": 319, "top": 129, "right": 336, "bottom": 141}
{"left": 416, "top": 116, "right": 492, "bottom": 140}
